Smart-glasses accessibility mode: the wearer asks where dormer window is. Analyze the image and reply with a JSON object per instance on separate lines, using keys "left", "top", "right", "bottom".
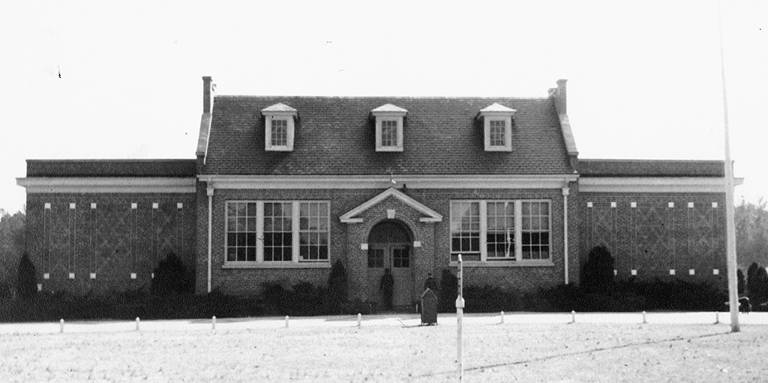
{"left": 262, "top": 103, "right": 297, "bottom": 151}
{"left": 479, "top": 103, "right": 516, "bottom": 152}
{"left": 372, "top": 104, "right": 407, "bottom": 152}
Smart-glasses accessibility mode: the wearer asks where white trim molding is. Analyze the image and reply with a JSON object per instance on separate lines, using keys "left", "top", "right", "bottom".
{"left": 449, "top": 260, "right": 554, "bottom": 268}
{"left": 578, "top": 177, "right": 743, "bottom": 193}
{"left": 198, "top": 174, "right": 579, "bottom": 190}
{"left": 340, "top": 187, "right": 442, "bottom": 224}
{"left": 16, "top": 177, "right": 196, "bottom": 194}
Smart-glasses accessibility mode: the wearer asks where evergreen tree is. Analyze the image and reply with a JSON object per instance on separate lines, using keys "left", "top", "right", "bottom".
{"left": 327, "top": 259, "right": 348, "bottom": 313}
{"left": 16, "top": 252, "right": 36, "bottom": 299}
{"left": 438, "top": 268, "right": 458, "bottom": 312}
{"left": 151, "top": 252, "right": 192, "bottom": 295}
{"left": 581, "top": 245, "right": 615, "bottom": 293}
{"left": 737, "top": 269, "right": 745, "bottom": 295}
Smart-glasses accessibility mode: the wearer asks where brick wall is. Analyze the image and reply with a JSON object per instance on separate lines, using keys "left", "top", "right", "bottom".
{"left": 195, "top": 185, "right": 579, "bottom": 296}
{"left": 27, "top": 193, "right": 197, "bottom": 294}
{"left": 577, "top": 192, "right": 727, "bottom": 286}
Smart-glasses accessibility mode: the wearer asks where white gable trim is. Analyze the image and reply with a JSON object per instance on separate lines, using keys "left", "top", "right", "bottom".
{"left": 339, "top": 187, "right": 443, "bottom": 224}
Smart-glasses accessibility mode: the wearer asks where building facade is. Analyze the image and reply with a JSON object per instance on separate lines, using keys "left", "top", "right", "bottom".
{"left": 17, "top": 77, "right": 731, "bottom": 306}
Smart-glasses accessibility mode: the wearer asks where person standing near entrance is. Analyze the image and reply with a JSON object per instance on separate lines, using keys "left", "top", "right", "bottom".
{"left": 424, "top": 272, "right": 438, "bottom": 292}
{"left": 380, "top": 268, "right": 394, "bottom": 310}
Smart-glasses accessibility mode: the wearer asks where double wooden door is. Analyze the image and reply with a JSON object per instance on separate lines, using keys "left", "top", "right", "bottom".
{"left": 367, "top": 243, "right": 413, "bottom": 309}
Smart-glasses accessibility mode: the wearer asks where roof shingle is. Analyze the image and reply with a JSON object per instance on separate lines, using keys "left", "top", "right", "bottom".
{"left": 578, "top": 159, "right": 725, "bottom": 177}
{"left": 27, "top": 159, "right": 197, "bottom": 178}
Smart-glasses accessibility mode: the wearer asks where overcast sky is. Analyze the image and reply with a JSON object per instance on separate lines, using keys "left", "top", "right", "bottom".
{"left": 1, "top": 0, "right": 765, "bottom": 213}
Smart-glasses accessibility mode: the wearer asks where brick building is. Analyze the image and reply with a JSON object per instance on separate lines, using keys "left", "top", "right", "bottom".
{"left": 17, "top": 77, "right": 734, "bottom": 305}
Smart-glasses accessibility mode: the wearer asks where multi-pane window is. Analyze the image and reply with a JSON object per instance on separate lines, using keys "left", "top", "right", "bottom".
{"left": 263, "top": 202, "right": 293, "bottom": 262}
{"left": 450, "top": 200, "right": 551, "bottom": 262}
{"left": 271, "top": 119, "right": 288, "bottom": 147}
{"left": 226, "top": 202, "right": 258, "bottom": 262}
{"left": 450, "top": 201, "right": 480, "bottom": 255}
{"left": 521, "top": 201, "right": 550, "bottom": 260}
{"left": 381, "top": 120, "right": 398, "bottom": 147}
{"left": 226, "top": 201, "right": 330, "bottom": 264}
{"left": 489, "top": 120, "right": 506, "bottom": 147}
{"left": 487, "top": 201, "right": 515, "bottom": 259}
{"left": 392, "top": 248, "right": 410, "bottom": 268}
{"left": 368, "top": 248, "right": 384, "bottom": 268}
{"left": 299, "top": 202, "right": 329, "bottom": 261}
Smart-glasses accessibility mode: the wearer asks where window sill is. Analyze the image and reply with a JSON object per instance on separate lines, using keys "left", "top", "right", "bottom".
{"left": 265, "top": 146, "right": 292, "bottom": 152}
{"left": 449, "top": 260, "right": 554, "bottom": 268}
{"left": 484, "top": 146, "right": 512, "bottom": 152}
{"left": 222, "top": 262, "right": 331, "bottom": 269}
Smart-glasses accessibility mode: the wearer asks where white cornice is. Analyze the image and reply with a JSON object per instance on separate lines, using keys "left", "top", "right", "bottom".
{"left": 198, "top": 174, "right": 579, "bottom": 190}
{"left": 17, "top": 177, "right": 197, "bottom": 194}
{"left": 339, "top": 187, "right": 443, "bottom": 224}
{"left": 579, "top": 177, "right": 742, "bottom": 193}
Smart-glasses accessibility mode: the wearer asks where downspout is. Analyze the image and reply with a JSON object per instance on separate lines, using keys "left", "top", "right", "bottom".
{"left": 207, "top": 183, "right": 214, "bottom": 293}
{"left": 562, "top": 186, "right": 570, "bottom": 285}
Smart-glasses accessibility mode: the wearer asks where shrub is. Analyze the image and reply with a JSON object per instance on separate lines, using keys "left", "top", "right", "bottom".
{"left": 463, "top": 285, "right": 519, "bottom": 313}
{"left": 151, "top": 253, "right": 192, "bottom": 295}
{"left": 285, "top": 282, "right": 327, "bottom": 315}
{"left": 0, "top": 290, "right": 264, "bottom": 322}
{"left": 327, "top": 260, "right": 348, "bottom": 314}
{"left": 16, "top": 253, "right": 36, "bottom": 300}
{"left": 261, "top": 281, "right": 290, "bottom": 312}
{"left": 581, "top": 245, "right": 615, "bottom": 293}
{"left": 438, "top": 268, "right": 458, "bottom": 312}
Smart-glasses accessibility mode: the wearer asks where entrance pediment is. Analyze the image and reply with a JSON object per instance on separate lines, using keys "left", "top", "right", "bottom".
{"left": 339, "top": 187, "right": 442, "bottom": 224}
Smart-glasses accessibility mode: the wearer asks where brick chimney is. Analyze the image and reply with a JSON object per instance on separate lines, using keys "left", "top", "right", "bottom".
{"left": 555, "top": 79, "right": 567, "bottom": 114}
{"left": 202, "top": 76, "right": 214, "bottom": 114}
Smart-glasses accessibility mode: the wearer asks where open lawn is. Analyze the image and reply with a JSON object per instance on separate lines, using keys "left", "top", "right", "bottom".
{"left": 1, "top": 313, "right": 766, "bottom": 382}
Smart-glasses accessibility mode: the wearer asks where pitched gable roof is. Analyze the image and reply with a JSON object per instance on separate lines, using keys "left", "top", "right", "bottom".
{"left": 340, "top": 187, "right": 442, "bottom": 223}
{"left": 371, "top": 103, "right": 407, "bottom": 113}
{"left": 480, "top": 102, "right": 516, "bottom": 113}
{"left": 202, "top": 95, "right": 574, "bottom": 175}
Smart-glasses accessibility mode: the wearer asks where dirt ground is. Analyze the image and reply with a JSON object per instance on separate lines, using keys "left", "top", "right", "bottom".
{"left": 0, "top": 314, "right": 766, "bottom": 382}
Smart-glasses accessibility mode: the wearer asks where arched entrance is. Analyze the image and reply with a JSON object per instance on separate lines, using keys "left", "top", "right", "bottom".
{"left": 367, "top": 220, "right": 413, "bottom": 309}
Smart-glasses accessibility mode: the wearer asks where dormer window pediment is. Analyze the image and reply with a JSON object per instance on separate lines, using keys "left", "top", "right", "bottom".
{"left": 262, "top": 103, "right": 297, "bottom": 152}
{"left": 479, "top": 103, "right": 516, "bottom": 152}
{"left": 372, "top": 104, "right": 407, "bottom": 152}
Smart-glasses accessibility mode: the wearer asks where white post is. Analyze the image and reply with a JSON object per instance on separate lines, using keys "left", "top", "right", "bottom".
{"left": 562, "top": 186, "right": 570, "bottom": 284}
{"left": 212, "top": 316, "right": 216, "bottom": 331}
{"left": 135, "top": 317, "right": 140, "bottom": 331}
{"left": 285, "top": 315, "right": 289, "bottom": 328}
{"left": 59, "top": 318, "right": 64, "bottom": 333}
{"left": 456, "top": 254, "right": 465, "bottom": 382}
{"left": 715, "top": 311, "right": 720, "bottom": 324}
{"left": 570, "top": 310, "right": 575, "bottom": 324}
{"left": 357, "top": 313, "right": 362, "bottom": 328}
{"left": 642, "top": 311, "right": 647, "bottom": 324}
{"left": 500, "top": 311, "right": 504, "bottom": 324}
{"left": 206, "top": 184, "right": 214, "bottom": 293}
{"left": 717, "top": 0, "right": 739, "bottom": 333}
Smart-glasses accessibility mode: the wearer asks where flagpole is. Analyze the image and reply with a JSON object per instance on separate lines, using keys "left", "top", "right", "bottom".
{"left": 717, "top": 0, "right": 739, "bottom": 332}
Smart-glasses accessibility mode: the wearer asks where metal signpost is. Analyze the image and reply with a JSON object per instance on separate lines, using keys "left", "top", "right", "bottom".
{"left": 456, "top": 254, "right": 465, "bottom": 381}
